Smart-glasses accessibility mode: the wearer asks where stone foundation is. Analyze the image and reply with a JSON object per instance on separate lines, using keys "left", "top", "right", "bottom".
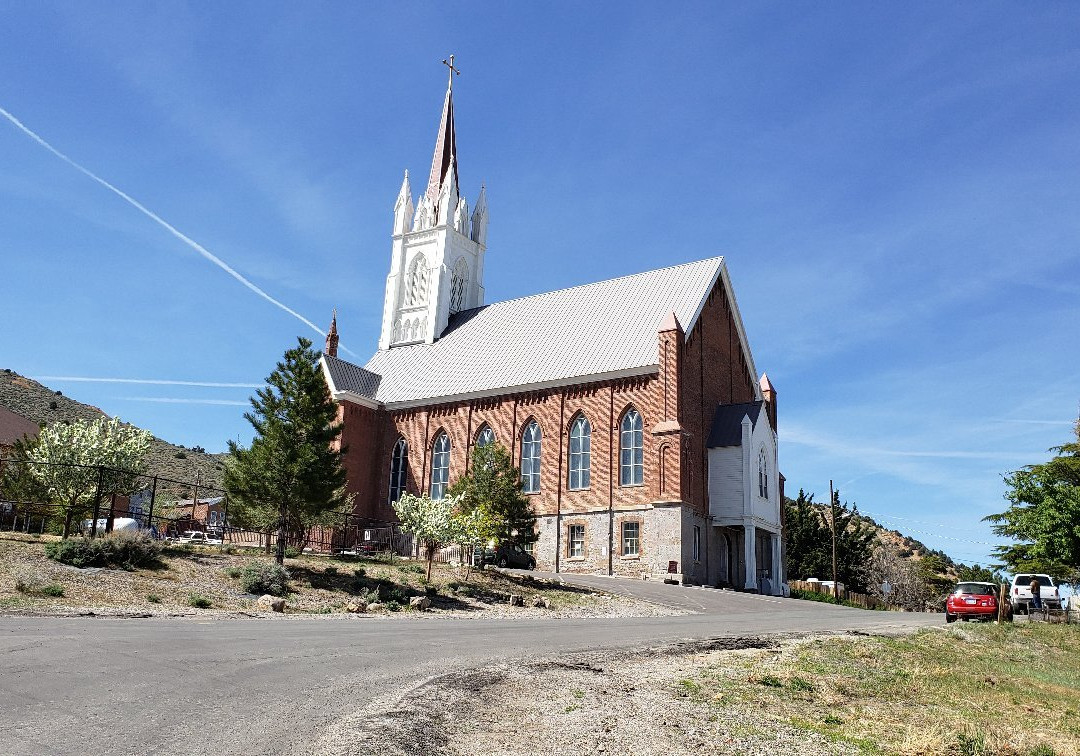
{"left": 533, "top": 503, "right": 690, "bottom": 580}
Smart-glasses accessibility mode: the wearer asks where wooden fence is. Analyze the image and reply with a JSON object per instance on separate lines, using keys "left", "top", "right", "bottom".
{"left": 789, "top": 579, "right": 884, "bottom": 609}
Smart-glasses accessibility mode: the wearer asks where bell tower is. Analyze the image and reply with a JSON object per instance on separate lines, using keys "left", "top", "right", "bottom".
{"left": 378, "top": 56, "right": 489, "bottom": 350}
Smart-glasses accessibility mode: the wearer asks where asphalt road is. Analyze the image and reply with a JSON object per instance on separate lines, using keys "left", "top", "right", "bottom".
{"left": 0, "top": 579, "right": 939, "bottom": 756}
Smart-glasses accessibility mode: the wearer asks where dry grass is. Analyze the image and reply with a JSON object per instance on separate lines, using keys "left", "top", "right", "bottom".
{"left": 676, "top": 624, "right": 1080, "bottom": 755}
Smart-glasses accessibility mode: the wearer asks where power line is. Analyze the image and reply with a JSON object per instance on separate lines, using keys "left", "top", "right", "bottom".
{"left": 858, "top": 508, "right": 1000, "bottom": 547}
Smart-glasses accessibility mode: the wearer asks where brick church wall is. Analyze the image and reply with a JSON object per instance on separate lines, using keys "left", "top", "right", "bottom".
{"left": 336, "top": 402, "right": 381, "bottom": 520}
{"left": 336, "top": 273, "right": 762, "bottom": 580}
{"left": 679, "top": 278, "right": 758, "bottom": 520}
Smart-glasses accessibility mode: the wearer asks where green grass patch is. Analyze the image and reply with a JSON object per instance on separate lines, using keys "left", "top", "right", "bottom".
{"left": 678, "top": 623, "right": 1080, "bottom": 754}
{"left": 188, "top": 594, "right": 212, "bottom": 608}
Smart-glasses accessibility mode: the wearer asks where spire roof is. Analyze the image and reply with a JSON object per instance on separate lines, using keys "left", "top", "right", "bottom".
{"left": 425, "top": 83, "right": 459, "bottom": 205}
{"left": 325, "top": 309, "right": 339, "bottom": 358}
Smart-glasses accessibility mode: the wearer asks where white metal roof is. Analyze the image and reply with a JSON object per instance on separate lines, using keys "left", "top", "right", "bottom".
{"left": 327, "top": 257, "right": 744, "bottom": 407}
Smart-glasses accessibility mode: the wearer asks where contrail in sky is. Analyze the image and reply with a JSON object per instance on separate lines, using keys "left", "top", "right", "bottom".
{"left": 119, "top": 397, "right": 251, "bottom": 407}
{"left": 0, "top": 105, "right": 331, "bottom": 340}
{"left": 37, "top": 376, "right": 264, "bottom": 388}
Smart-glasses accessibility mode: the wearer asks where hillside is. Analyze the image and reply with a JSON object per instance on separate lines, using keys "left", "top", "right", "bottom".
{"left": 783, "top": 495, "right": 990, "bottom": 593}
{"left": 848, "top": 508, "right": 964, "bottom": 570}
{"left": 0, "top": 368, "right": 227, "bottom": 490}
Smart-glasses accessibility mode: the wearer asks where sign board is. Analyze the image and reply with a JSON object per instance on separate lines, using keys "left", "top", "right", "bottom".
{"left": 667, "top": 560, "right": 678, "bottom": 574}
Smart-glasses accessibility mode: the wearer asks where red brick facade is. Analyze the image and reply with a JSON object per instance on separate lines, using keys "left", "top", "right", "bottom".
{"left": 333, "top": 272, "right": 767, "bottom": 580}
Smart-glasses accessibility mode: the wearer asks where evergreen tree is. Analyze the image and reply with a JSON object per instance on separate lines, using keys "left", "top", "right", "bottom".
{"left": 783, "top": 489, "right": 830, "bottom": 580}
{"left": 446, "top": 442, "right": 537, "bottom": 546}
{"left": 783, "top": 488, "right": 877, "bottom": 592}
{"left": 830, "top": 490, "right": 877, "bottom": 593}
{"left": 984, "top": 419, "right": 1080, "bottom": 581}
{"left": 225, "top": 338, "right": 348, "bottom": 565}
{"left": 955, "top": 563, "right": 1005, "bottom": 585}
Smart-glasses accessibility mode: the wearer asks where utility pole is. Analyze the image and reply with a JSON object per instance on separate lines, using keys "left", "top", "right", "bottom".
{"left": 830, "top": 479, "right": 839, "bottom": 600}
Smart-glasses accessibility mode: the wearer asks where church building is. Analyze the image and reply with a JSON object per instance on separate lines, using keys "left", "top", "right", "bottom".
{"left": 321, "top": 69, "right": 784, "bottom": 593}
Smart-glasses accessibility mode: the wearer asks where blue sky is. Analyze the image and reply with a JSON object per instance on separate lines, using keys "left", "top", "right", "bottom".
{"left": 1, "top": 3, "right": 1077, "bottom": 568}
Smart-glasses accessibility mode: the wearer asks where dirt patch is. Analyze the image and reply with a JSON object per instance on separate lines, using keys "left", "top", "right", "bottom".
{"left": 315, "top": 637, "right": 857, "bottom": 756}
{"left": 0, "top": 532, "right": 683, "bottom": 620}
{"left": 315, "top": 623, "right": 1080, "bottom": 755}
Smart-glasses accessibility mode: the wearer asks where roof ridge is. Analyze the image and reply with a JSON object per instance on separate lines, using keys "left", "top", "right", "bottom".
{"left": 475, "top": 256, "right": 724, "bottom": 311}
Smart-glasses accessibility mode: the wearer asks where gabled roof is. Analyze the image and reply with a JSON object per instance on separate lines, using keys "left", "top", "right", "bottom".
{"left": 326, "top": 257, "right": 759, "bottom": 408}
{"left": 706, "top": 401, "right": 764, "bottom": 448}
{"left": 323, "top": 355, "right": 382, "bottom": 401}
{"left": 0, "top": 406, "right": 39, "bottom": 446}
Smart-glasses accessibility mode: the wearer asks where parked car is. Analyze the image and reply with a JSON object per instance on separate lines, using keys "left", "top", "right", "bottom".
{"left": 945, "top": 581, "right": 1000, "bottom": 623}
{"left": 1010, "top": 573, "right": 1061, "bottom": 613}
{"left": 479, "top": 541, "right": 536, "bottom": 569}
{"left": 176, "top": 531, "right": 208, "bottom": 545}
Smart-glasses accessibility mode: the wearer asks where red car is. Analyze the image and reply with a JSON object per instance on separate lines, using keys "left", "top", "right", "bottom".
{"left": 945, "top": 581, "right": 1000, "bottom": 623}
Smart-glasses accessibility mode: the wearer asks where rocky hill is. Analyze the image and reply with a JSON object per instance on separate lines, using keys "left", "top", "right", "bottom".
{"left": 0, "top": 368, "right": 227, "bottom": 490}
{"left": 845, "top": 507, "right": 960, "bottom": 569}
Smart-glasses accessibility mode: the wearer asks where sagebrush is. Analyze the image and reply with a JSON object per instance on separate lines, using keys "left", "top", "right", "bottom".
{"left": 44, "top": 531, "right": 162, "bottom": 570}
{"left": 241, "top": 560, "right": 290, "bottom": 596}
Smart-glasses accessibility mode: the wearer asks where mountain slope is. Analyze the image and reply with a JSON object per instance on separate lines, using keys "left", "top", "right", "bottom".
{"left": 0, "top": 368, "right": 227, "bottom": 490}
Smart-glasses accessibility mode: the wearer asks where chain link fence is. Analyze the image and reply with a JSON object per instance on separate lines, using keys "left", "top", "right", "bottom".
{"left": 0, "top": 457, "right": 410, "bottom": 556}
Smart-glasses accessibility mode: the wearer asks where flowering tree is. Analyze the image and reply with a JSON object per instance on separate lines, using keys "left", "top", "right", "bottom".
{"left": 26, "top": 416, "right": 152, "bottom": 537}
{"left": 393, "top": 492, "right": 472, "bottom": 582}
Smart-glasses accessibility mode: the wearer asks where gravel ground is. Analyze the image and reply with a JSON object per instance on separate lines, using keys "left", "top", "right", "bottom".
{"left": 315, "top": 636, "right": 860, "bottom": 756}
{"left": 0, "top": 534, "right": 683, "bottom": 620}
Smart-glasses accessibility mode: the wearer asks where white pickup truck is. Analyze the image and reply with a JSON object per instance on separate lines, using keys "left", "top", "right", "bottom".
{"left": 1010, "top": 573, "right": 1062, "bottom": 613}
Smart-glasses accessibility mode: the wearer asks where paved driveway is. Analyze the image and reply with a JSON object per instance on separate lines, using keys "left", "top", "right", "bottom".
{"left": 0, "top": 579, "right": 939, "bottom": 755}
{"left": 527, "top": 569, "right": 796, "bottom": 613}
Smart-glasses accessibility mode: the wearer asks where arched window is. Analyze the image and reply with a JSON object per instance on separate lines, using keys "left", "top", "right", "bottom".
{"left": 430, "top": 432, "right": 451, "bottom": 500}
{"left": 520, "top": 420, "right": 541, "bottom": 494}
{"left": 388, "top": 438, "right": 408, "bottom": 503}
{"left": 475, "top": 424, "right": 495, "bottom": 449}
{"left": 449, "top": 258, "right": 468, "bottom": 314}
{"left": 619, "top": 409, "right": 644, "bottom": 486}
{"left": 405, "top": 254, "right": 429, "bottom": 307}
{"left": 758, "top": 447, "right": 769, "bottom": 499}
{"left": 568, "top": 415, "right": 591, "bottom": 490}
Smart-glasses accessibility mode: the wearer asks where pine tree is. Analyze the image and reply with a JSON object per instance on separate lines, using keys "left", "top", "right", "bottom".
{"left": 447, "top": 442, "right": 537, "bottom": 547}
{"left": 225, "top": 338, "right": 348, "bottom": 565}
{"left": 783, "top": 489, "right": 831, "bottom": 581}
{"left": 783, "top": 488, "right": 877, "bottom": 592}
{"left": 829, "top": 490, "right": 878, "bottom": 594}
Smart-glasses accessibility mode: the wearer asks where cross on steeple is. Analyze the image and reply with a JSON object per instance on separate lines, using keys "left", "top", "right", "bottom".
{"left": 442, "top": 54, "right": 460, "bottom": 90}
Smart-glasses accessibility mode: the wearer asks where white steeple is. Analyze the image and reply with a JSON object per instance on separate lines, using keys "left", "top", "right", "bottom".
{"left": 378, "top": 56, "right": 488, "bottom": 351}
{"left": 392, "top": 171, "right": 414, "bottom": 235}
